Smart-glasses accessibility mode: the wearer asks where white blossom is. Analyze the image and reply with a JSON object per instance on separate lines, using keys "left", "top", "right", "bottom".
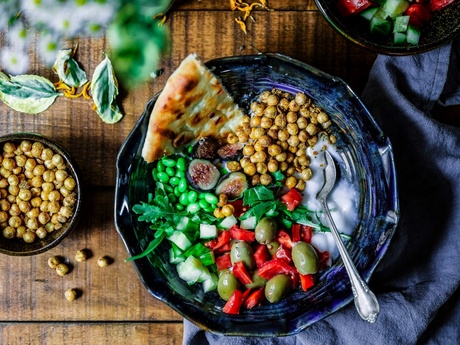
{"left": 37, "top": 32, "right": 61, "bottom": 65}
{"left": 1, "top": 47, "right": 29, "bottom": 75}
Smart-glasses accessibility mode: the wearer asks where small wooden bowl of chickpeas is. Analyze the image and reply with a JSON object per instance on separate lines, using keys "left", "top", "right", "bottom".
{"left": 0, "top": 133, "right": 82, "bottom": 256}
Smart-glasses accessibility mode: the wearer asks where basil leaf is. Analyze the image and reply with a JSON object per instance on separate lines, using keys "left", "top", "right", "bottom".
{"left": 0, "top": 72, "right": 59, "bottom": 114}
{"left": 52, "top": 48, "right": 88, "bottom": 87}
{"left": 91, "top": 53, "right": 123, "bottom": 124}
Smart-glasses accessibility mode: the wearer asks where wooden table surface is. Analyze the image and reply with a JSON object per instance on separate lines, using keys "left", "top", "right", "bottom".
{"left": 0, "top": 1, "right": 377, "bottom": 344}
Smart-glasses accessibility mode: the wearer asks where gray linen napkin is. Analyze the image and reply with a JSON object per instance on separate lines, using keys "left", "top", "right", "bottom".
{"left": 183, "top": 40, "right": 460, "bottom": 345}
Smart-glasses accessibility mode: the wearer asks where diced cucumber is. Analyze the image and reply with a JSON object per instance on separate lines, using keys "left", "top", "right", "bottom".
{"left": 360, "top": 7, "right": 379, "bottom": 21}
{"left": 393, "top": 15, "right": 410, "bottom": 33}
{"left": 370, "top": 16, "right": 392, "bottom": 35}
{"left": 200, "top": 223, "right": 218, "bottom": 239}
{"left": 219, "top": 214, "right": 238, "bottom": 229}
{"left": 176, "top": 216, "right": 198, "bottom": 232}
{"left": 169, "top": 244, "right": 185, "bottom": 264}
{"left": 202, "top": 272, "right": 218, "bottom": 293}
{"left": 176, "top": 256, "right": 211, "bottom": 285}
{"left": 406, "top": 25, "right": 421, "bottom": 45}
{"left": 382, "top": 0, "right": 410, "bottom": 18}
{"left": 168, "top": 230, "right": 192, "bottom": 251}
{"left": 240, "top": 216, "right": 257, "bottom": 230}
{"left": 393, "top": 32, "right": 407, "bottom": 44}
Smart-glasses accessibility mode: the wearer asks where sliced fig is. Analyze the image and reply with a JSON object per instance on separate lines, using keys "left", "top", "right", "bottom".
{"left": 217, "top": 142, "right": 244, "bottom": 161}
{"left": 192, "top": 137, "right": 220, "bottom": 160}
{"left": 186, "top": 159, "right": 221, "bottom": 191}
{"left": 215, "top": 172, "right": 248, "bottom": 199}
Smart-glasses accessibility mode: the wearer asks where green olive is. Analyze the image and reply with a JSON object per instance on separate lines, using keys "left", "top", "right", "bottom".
{"left": 255, "top": 217, "right": 278, "bottom": 244}
{"left": 266, "top": 241, "right": 280, "bottom": 256}
{"left": 217, "top": 270, "right": 239, "bottom": 301}
{"left": 230, "top": 241, "right": 255, "bottom": 269}
{"left": 244, "top": 269, "right": 267, "bottom": 289}
{"left": 265, "top": 274, "right": 291, "bottom": 303}
{"left": 292, "top": 242, "right": 318, "bottom": 275}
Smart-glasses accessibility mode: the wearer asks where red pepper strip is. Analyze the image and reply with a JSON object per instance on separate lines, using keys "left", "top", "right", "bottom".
{"left": 254, "top": 244, "right": 269, "bottom": 268}
{"left": 244, "top": 287, "right": 265, "bottom": 309}
{"left": 213, "top": 230, "right": 231, "bottom": 251}
{"left": 229, "top": 225, "right": 256, "bottom": 242}
{"left": 274, "top": 245, "right": 292, "bottom": 264}
{"left": 336, "top": 0, "right": 373, "bottom": 17}
{"left": 214, "top": 242, "right": 232, "bottom": 255}
{"left": 222, "top": 290, "right": 244, "bottom": 314}
{"left": 280, "top": 188, "right": 303, "bottom": 211}
{"left": 299, "top": 273, "right": 315, "bottom": 292}
{"left": 428, "top": 0, "right": 454, "bottom": 11}
{"left": 300, "top": 225, "right": 313, "bottom": 243}
{"left": 204, "top": 239, "right": 217, "bottom": 249}
{"left": 257, "top": 258, "right": 297, "bottom": 280}
{"left": 242, "top": 287, "right": 253, "bottom": 303}
{"left": 291, "top": 224, "right": 301, "bottom": 243}
{"left": 277, "top": 230, "right": 293, "bottom": 249}
{"left": 216, "top": 253, "right": 232, "bottom": 271}
{"left": 233, "top": 261, "right": 253, "bottom": 285}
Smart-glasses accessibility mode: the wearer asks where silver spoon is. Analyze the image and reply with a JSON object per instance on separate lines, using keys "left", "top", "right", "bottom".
{"left": 317, "top": 151, "right": 380, "bottom": 323}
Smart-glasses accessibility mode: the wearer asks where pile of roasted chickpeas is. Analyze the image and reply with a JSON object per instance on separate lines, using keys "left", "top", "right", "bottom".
{"left": 226, "top": 89, "right": 337, "bottom": 190}
{"left": 0, "top": 140, "right": 77, "bottom": 243}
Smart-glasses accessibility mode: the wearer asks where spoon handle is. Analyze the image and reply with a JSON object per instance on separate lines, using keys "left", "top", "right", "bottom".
{"left": 320, "top": 199, "right": 380, "bottom": 323}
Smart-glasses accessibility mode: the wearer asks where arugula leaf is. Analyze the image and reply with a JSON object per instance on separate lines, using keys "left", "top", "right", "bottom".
{"left": 0, "top": 72, "right": 60, "bottom": 113}
{"left": 52, "top": 48, "right": 88, "bottom": 87}
{"left": 91, "top": 53, "right": 123, "bottom": 124}
{"left": 242, "top": 185, "right": 275, "bottom": 205}
{"left": 124, "top": 230, "right": 166, "bottom": 262}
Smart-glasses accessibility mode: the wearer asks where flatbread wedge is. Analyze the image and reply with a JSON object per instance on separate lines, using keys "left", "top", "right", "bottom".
{"left": 141, "top": 54, "right": 244, "bottom": 163}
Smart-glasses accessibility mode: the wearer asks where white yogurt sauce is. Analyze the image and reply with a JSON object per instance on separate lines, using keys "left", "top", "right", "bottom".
{"left": 301, "top": 140, "right": 360, "bottom": 260}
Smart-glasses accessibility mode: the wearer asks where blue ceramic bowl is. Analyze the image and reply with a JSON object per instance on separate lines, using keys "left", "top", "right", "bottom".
{"left": 114, "top": 54, "right": 399, "bottom": 336}
{"left": 315, "top": 0, "right": 460, "bottom": 55}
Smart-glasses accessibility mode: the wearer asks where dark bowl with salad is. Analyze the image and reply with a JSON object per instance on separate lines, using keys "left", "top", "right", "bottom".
{"left": 114, "top": 53, "right": 399, "bottom": 336}
{"left": 315, "top": 0, "right": 460, "bottom": 55}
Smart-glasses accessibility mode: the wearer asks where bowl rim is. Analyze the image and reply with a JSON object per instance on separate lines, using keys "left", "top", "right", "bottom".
{"left": 0, "top": 132, "right": 82, "bottom": 256}
{"left": 114, "top": 53, "right": 400, "bottom": 336}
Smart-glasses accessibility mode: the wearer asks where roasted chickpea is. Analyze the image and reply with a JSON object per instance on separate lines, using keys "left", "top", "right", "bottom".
{"left": 253, "top": 140, "right": 265, "bottom": 152}
{"left": 242, "top": 145, "right": 255, "bottom": 156}
{"left": 38, "top": 212, "right": 51, "bottom": 225}
{"left": 217, "top": 194, "right": 228, "bottom": 207}
{"left": 277, "top": 129, "right": 289, "bottom": 142}
{"left": 23, "top": 230, "right": 36, "bottom": 243}
{"left": 26, "top": 217, "right": 39, "bottom": 230}
{"left": 286, "top": 123, "right": 299, "bottom": 136}
{"left": 287, "top": 135, "right": 300, "bottom": 147}
{"left": 306, "top": 123, "right": 318, "bottom": 136}
{"left": 16, "top": 226, "right": 26, "bottom": 238}
{"left": 266, "top": 94, "right": 279, "bottom": 106}
{"left": 295, "top": 92, "right": 308, "bottom": 106}
{"left": 3, "top": 226, "right": 16, "bottom": 239}
{"left": 56, "top": 263, "right": 69, "bottom": 276}
{"left": 55, "top": 169, "right": 68, "bottom": 182}
{"left": 48, "top": 190, "right": 61, "bottom": 202}
{"left": 258, "top": 135, "right": 272, "bottom": 148}
{"left": 18, "top": 201, "right": 31, "bottom": 213}
{"left": 33, "top": 165, "right": 45, "bottom": 176}
{"left": 274, "top": 114, "right": 287, "bottom": 127}
{"left": 289, "top": 100, "right": 300, "bottom": 112}
{"left": 243, "top": 163, "right": 257, "bottom": 176}
{"left": 240, "top": 157, "right": 251, "bottom": 168}
{"left": 279, "top": 161, "right": 289, "bottom": 172}
{"left": 241, "top": 115, "right": 251, "bottom": 124}
{"left": 329, "top": 134, "right": 337, "bottom": 144}
{"left": 275, "top": 152, "right": 287, "bottom": 162}
{"left": 36, "top": 227, "right": 47, "bottom": 239}
{"left": 263, "top": 105, "right": 277, "bottom": 119}
{"left": 285, "top": 176, "right": 297, "bottom": 189}
{"left": 18, "top": 188, "right": 32, "bottom": 201}
{"left": 221, "top": 204, "right": 234, "bottom": 217}
{"left": 267, "top": 160, "right": 278, "bottom": 173}
{"left": 31, "top": 142, "right": 44, "bottom": 158}
{"left": 260, "top": 116, "right": 273, "bottom": 129}
{"left": 227, "top": 133, "right": 239, "bottom": 144}
{"left": 15, "top": 155, "right": 27, "bottom": 167}
{"left": 213, "top": 208, "right": 224, "bottom": 218}
{"left": 317, "top": 112, "right": 329, "bottom": 124}
{"left": 278, "top": 98, "right": 290, "bottom": 111}
{"left": 227, "top": 161, "right": 241, "bottom": 172}
{"left": 295, "top": 179, "right": 306, "bottom": 191}
{"left": 9, "top": 203, "right": 21, "bottom": 216}
{"left": 267, "top": 144, "right": 282, "bottom": 157}
{"left": 250, "top": 101, "right": 265, "bottom": 116}
{"left": 0, "top": 211, "right": 8, "bottom": 223}
{"left": 238, "top": 132, "right": 249, "bottom": 143}
{"left": 307, "top": 136, "right": 318, "bottom": 147}
{"left": 65, "top": 289, "right": 78, "bottom": 301}
{"left": 256, "top": 162, "right": 268, "bottom": 174}
{"left": 251, "top": 174, "right": 260, "bottom": 185}
{"left": 301, "top": 168, "right": 313, "bottom": 181}
{"left": 286, "top": 111, "right": 298, "bottom": 123}
{"left": 260, "top": 174, "right": 272, "bottom": 186}
{"left": 98, "top": 256, "right": 111, "bottom": 268}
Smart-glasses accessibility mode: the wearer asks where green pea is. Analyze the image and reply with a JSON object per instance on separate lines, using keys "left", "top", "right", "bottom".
{"left": 186, "top": 202, "right": 201, "bottom": 214}
{"left": 179, "top": 193, "right": 189, "bottom": 206}
{"left": 175, "top": 186, "right": 183, "bottom": 198}
{"left": 178, "top": 178, "right": 188, "bottom": 193}
{"left": 204, "top": 207, "right": 215, "bottom": 213}
{"left": 165, "top": 167, "right": 176, "bottom": 177}
{"left": 175, "top": 170, "right": 185, "bottom": 179}
{"left": 152, "top": 168, "right": 159, "bottom": 182}
{"left": 176, "top": 157, "right": 186, "bottom": 171}
{"left": 187, "top": 190, "right": 198, "bottom": 203}
{"left": 199, "top": 199, "right": 210, "bottom": 209}
{"left": 156, "top": 160, "right": 165, "bottom": 172}
{"left": 157, "top": 171, "right": 169, "bottom": 183}
{"left": 162, "top": 157, "right": 176, "bottom": 167}
{"left": 204, "top": 193, "right": 218, "bottom": 205}
{"left": 198, "top": 193, "right": 207, "bottom": 199}
{"left": 169, "top": 177, "right": 180, "bottom": 186}
{"left": 167, "top": 193, "right": 177, "bottom": 203}
{"left": 164, "top": 185, "right": 174, "bottom": 193}
{"left": 175, "top": 204, "right": 184, "bottom": 211}
{"left": 187, "top": 146, "right": 194, "bottom": 154}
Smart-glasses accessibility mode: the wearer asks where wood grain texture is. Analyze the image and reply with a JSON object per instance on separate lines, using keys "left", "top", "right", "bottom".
{"left": 0, "top": 2, "right": 378, "bottom": 344}
{"left": 0, "top": 322, "right": 183, "bottom": 345}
